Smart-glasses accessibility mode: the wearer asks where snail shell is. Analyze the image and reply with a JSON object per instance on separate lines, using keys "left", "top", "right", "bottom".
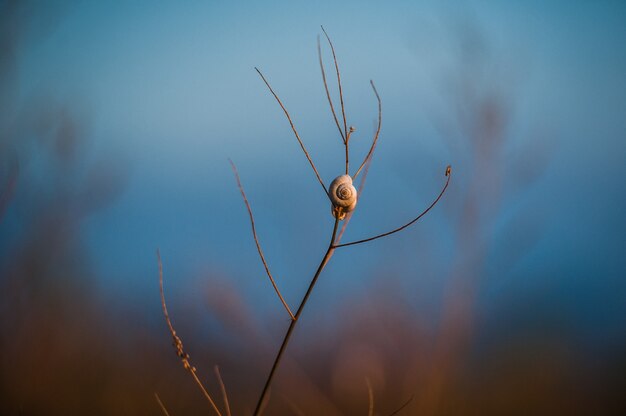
{"left": 329, "top": 174, "right": 357, "bottom": 220}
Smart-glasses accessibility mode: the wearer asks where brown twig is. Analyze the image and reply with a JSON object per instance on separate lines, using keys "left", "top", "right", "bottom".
{"left": 214, "top": 365, "right": 232, "bottom": 416}
{"left": 336, "top": 136, "right": 376, "bottom": 243}
{"left": 321, "top": 26, "right": 351, "bottom": 175}
{"left": 154, "top": 392, "right": 172, "bottom": 416}
{"left": 255, "top": 67, "right": 329, "bottom": 198}
{"left": 257, "top": 388, "right": 271, "bottom": 416}
{"left": 353, "top": 80, "right": 382, "bottom": 180}
{"left": 157, "top": 250, "right": 223, "bottom": 416}
{"left": 321, "top": 26, "right": 348, "bottom": 140}
{"left": 250, "top": 30, "right": 451, "bottom": 415}
{"left": 318, "top": 35, "right": 345, "bottom": 144}
{"left": 253, "top": 218, "right": 340, "bottom": 415}
{"left": 229, "top": 159, "right": 295, "bottom": 321}
{"left": 333, "top": 166, "right": 452, "bottom": 248}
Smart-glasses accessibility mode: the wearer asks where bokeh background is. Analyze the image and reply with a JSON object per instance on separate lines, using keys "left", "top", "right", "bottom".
{"left": 1, "top": 1, "right": 625, "bottom": 414}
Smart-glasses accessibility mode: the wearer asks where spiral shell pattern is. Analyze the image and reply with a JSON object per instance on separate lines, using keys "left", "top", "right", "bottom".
{"left": 329, "top": 174, "right": 357, "bottom": 220}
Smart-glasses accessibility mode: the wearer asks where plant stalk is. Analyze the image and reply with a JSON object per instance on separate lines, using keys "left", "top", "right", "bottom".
{"left": 253, "top": 218, "right": 340, "bottom": 415}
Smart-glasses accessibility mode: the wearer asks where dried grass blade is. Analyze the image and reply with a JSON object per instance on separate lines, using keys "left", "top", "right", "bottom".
{"left": 157, "top": 250, "right": 223, "bottom": 416}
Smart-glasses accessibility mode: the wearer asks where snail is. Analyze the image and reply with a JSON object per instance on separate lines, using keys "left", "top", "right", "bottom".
{"left": 329, "top": 174, "right": 357, "bottom": 220}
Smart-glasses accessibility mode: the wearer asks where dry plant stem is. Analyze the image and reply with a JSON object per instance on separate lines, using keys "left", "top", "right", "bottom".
{"left": 255, "top": 67, "right": 329, "bottom": 198}
{"left": 321, "top": 26, "right": 348, "bottom": 139}
{"left": 318, "top": 36, "right": 345, "bottom": 144}
{"left": 345, "top": 131, "right": 350, "bottom": 175}
{"left": 253, "top": 218, "right": 340, "bottom": 416}
{"left": 336, "top": 143, "right": 376, "bottom": 243}
{"left": 214, "top": 365, "right": 232, "bottom": 416}
{"left": 257, "top": 388, "right": 271, "bottom": 416}
{"left": 154, "top": 393, "right": 171, "bottom": 416}
{"left": 251, "top": 29, "right": 450, "bottom": 414}
{"left": 353, "top": 81, "right": 382, "bottom": 180}
{"left": 157, "top": 250, "right": 223, "bottom": 416}
{"left": 230, "top": 159, "right": 296, "bottom": 320}
{"left": 333, "top": 166, "right": 452, "bottom": 249}
{"left": 320, "top": 26, "right": 350, "bottom": 174}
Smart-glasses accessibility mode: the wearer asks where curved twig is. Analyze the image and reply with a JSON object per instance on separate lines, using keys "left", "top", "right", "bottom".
{"left": 318, "top": 35, "right": 345, "bottom": 144}
{"left": 353, "top": 80, "right": 382, "bottom": 180}
{"left": 320, "top": 26, "right": 351, "bottom": 174}
{"left": 333, "top": 166, "right": 451, "bottom": 248}
{"left": 255, "top": 67, "right": 329, "bottom": 198}
{"left": 321, "top": 26, "right": 348, "bottom": 140}
{"left": 157, "top": 250, "right": 223, "bottom": 416}
{"left": 229, "top": 160, "right": 295, "bottom": 321}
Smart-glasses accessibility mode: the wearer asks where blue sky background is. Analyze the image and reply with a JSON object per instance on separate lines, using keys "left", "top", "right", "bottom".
{"left": 5, "top": 0, "right": 626, "bottom": 350}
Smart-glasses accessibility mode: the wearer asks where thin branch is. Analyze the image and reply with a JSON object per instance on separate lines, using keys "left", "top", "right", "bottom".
{"left": 345, "top": 132, "right": 350, "bottom": 175}
{"left": 157, "top": 250, "right": 223, "bottom": 416}
{"left": 321, "top": 26, "right": 348, "bottom": 139}
{"left": 387, "top": 395, "right": 415, "bottom": 416}
{"left": 257, "top": 388, "right": 271, "bottom": 416}
{"left": 154, "top": 393, "right": 172, "bottom": 416}
{"left": 318, "top": 35, "right": 345, "bottom": 144}
{"left": 333, "top": 166, "right": 452, "bottom": 248}
{"left": 366, "top": 378, "right": 374, "bottom": 416}
{"left": 255, "top": 67, "right": 329, "bottom": 198}
{"left": 353, "top": 80, "right": 382, "bottom": 180}
{"left": 214, "top": 366, "right": 232, "bottom": 416}
{"left": 253, "top": 218, "right": 340, "bottom": 415}
{"left": 229, "top": 160, "right": 295, "bottom": 321}
{"left": 335, "top": 140, "right": 375, "bottom": 244}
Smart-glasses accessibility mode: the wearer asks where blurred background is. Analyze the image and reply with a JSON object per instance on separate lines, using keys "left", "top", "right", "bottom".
{"left": 1, "top": 0, "right": 624, "bottom": 414}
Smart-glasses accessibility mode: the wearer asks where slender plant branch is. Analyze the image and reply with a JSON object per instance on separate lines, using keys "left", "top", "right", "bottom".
{"left": 353, "top": 80, "right": 382, "bottom": 180}
{"left": 154, "top": 393, "right": 172, "bottom": 416}
{"left": 229, "top": 159, "right": 296, "bottom": 321}
{"left": 321, "top": 25, "right": 348, "bottom": 140}
{"left": 253, "top": 218, "right": 340, "bottom": 415}
{"left": 336, "top": 139, "right": 376, "bottom": 243}
{"left": 157, "top": 250, "right": 223, "bottom": 416}
{"left": 214, "top": 365, "right": 232, "bottom": 416}
{"left": 333, "top": 166, "right": 452, "bottom": 248}
{"left": 321, "top": 25, "right": 351, "bottom": 175}
{"left": 248, "top": 30, "right": 450, "bottom": 414}
{"left": 255, "top": 67, "right": 329, "bottom": 198}
{"left": 345, "top": 128, "right": 351, "bottom": 175}
{"left": 257, "top": 388, "right": 271, "bottom": 416}
{"left": 318, "top": 35, "right": 345, "bottom": 144}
